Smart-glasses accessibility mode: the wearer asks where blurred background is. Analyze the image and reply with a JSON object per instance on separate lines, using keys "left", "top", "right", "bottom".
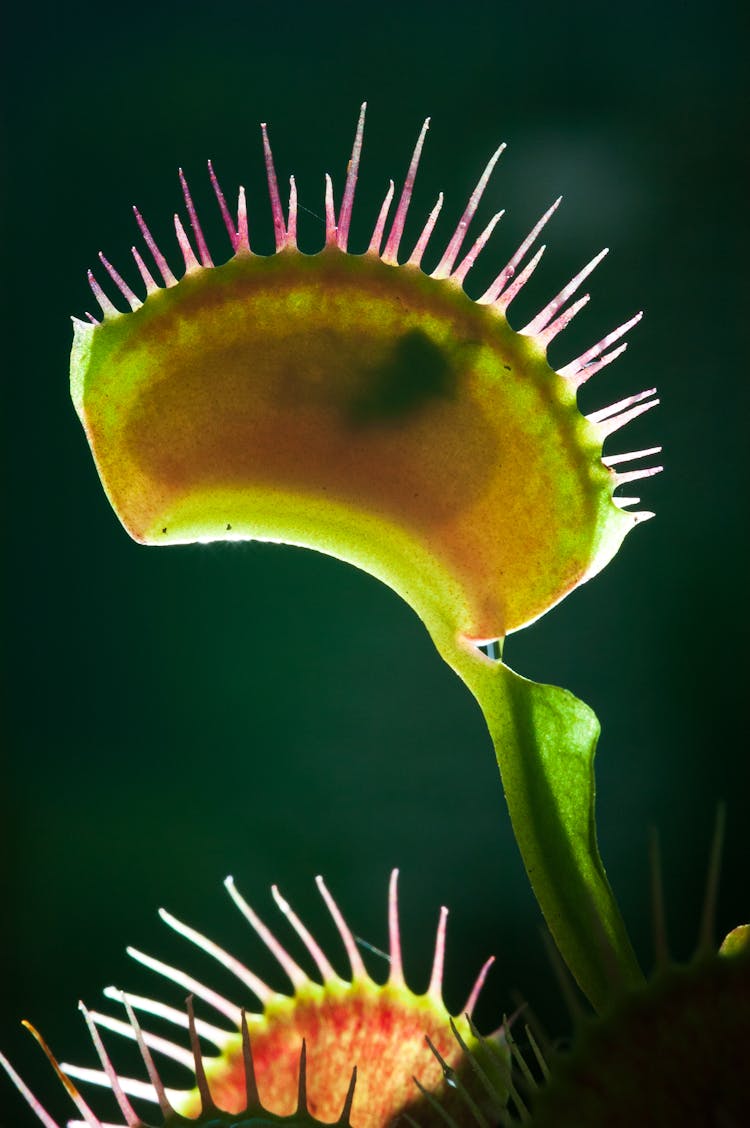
{"left": 1, "top": 0, "right": 747, "bottom": 1123}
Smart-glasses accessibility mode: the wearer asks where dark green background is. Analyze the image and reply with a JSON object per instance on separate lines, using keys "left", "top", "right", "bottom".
{"left": 2, "top": 1, "right": 747, "bottom": 1124}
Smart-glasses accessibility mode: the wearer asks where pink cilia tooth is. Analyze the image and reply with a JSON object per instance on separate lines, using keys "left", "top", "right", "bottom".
{"left": 261, "top": 122, "right": 287, "bottom": 251}
{"left": 451, "top": 209, "right": 505, "bottom": 285}
{"left": 58, "top": 1066, "right": 164, "bottom": 1106}
{"left": 479, "top": 195, "right": 561, "bottom": 304}
{"left": 0, "top": 1050, "right": 61, "bottom": 1128}
{"left": 569, "top": 341, "right": 629, "bottom": 387}
{"left": 602, "top": 445, "right": 663, "bottom": 468}
{"left": 71, "top": 315, "right": 94, "bottom": 331}
{"left": 86, "top": 270, "right": 119, "bottom": 319}
{"left": 224, "top": 875, "right": 308, "bottom": 990}
{"left": 271, "top": 884, "right": 339, "bottom": 984}
{"left": 427, "top": 906, "right": 449, "bottom": 1001}
{"left": 588, "top": 387, "right": 657, "bottom": 425}
{"left": 315, "top": 873, "right": 368, "bottom": 981}
{"left": 120, "top": 993, "right": 175, "bottom": 1119}
{"left": 132, "top": 205, "right": 177, "bottom": 286}
{"left": 84, "top": 311, "right": 100, "bottom": 325}
{"left": 179, "top": 168, "right": 213, "bottom": 267}
{"left": 102, "top": 986, "right": 231, "bottom": 1047}
{"left": 324, "top": 172, "right": 337, "bottom": 247}
{"left": 125, "top": 945, "right": 242, "bottom": 1024}
{"left": 173, "top": 213, "right": 201, "bottom": 274}
{"left": 462, "top": 954, "right": 495, "bottom": 1017}
{"left": 208, "top": 159, "right": 239, "bottom": 251}
{"left": 287, "top": 176, "right": 299, "bottom": 249}
{"left": 406, "top": 192, "right": 444, "bottom": 267}
{"left": 615, "top": 496, "right": 641, "bottom": 508}
{"left": 381, "top": 117, "right": 430, "bottom": 266}
{"left": 387, "top": 868, "right": 405, "bottom": 989}
{"left": 236, "top": 185, "right": 251, "bottom": 254}
{"left": 367, "top": 178, "right": 395, "bottom": 255}
{"left": 522, "top": 247, "right": 608, "bottom": 336}
{"left": 536, "top": 292, "right": 591, "bottom": 346}
{"left": 77, "top": 1003, "right": 140, "bottom": 1127}
{"left": 493, "top": 243, "right": 547, "bottom": 313}
{"left": 23, "top": 1022, "right": 101, "bottom": 1128}
{"left": 157, "top": 906, "right": 273, "bottom": 1003}
{"left": 616, "top": 464, "right": 664, "bottom": 485}
{"left": 84, "top": 1010, "right": 195, "bottom": 1069}
{"left": 97, "top": 252, "right": 142, "bottom": 311}
{"left": 130, "top": 246, "right": 159, "bottom": 295}
{"left": 558, "top": 309, "right": 643, "bottom": 379}
{"left": 337, "top": 101, "right": 367, "bottom": 252}
{"left": 431, "top": 141, "right": 506, "bottom": 279}
{"left": 595, "top": 396, "right": 660, "bottom": 439}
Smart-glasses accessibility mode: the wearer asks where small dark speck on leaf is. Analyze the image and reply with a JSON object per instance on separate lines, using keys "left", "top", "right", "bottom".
{"left": 162, "top": 528, "right": 167, "bottom": 533}
{"left": 503, "top": 364, "right": 511, "bottom": 371}
{"left": 226, "top": 524, "right": 232, "bottom": 530}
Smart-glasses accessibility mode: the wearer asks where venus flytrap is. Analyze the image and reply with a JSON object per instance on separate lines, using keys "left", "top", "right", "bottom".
{"left": 4, "top": 105, "right": 679, "bottom": 1126}
{"left": 71, "top": 105, "right": 656, "bottom": 1008}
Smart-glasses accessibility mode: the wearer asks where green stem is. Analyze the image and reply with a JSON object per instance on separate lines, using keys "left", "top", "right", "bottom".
{"left": 433, "top": 628, "right": 644, "bottom": 1012}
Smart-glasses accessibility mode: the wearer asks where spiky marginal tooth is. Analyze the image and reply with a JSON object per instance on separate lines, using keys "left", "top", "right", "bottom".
{"left": 522, "top": 248, "right": 608, "bottom": 336}
{"left": 478, "top": 196, "right": 561, "bottom": 304}
{"left": 587, "top": 387, "right": 657, "bottom": 425}
{"left": 132, "top": 205, "right": 177, "bottom": 286}
{"left": 381, "top": 117, "right": 430, "bottom": 265}
{"left": 462, "top": 956, "right": 496, "bottom": 1018}
{"left": 77, "top": 1003, "right": 140, "bottom": 1126}
{"left": 288, "top": 176, "right": 299, "bottom": 249}
{"left": 83, "top": 1010, "right": 195, "bottom": 1069}
{"left": 236, "top": 184, "right": 251, "bottom": 253}
{"left": 57, "top": 1064, "right": 166, "bottom": 1105}
{"left": 179, "top": 168, "right": 214, "bottom": 267}
{"left": 337, "top": 102, "right": 367, "bottom": 252}
{"left": 173, "top": 213, "right": 201, "bottom": 273}
{"left": 208, "top": 158, "right": 239, "bottom": 250}
{"left": 407, "top": 193, "right": 444, "bottom": 268}
{"left": 451, "top": 210, "right": 505, "bottom": 285}
{"left": 261, "top": 122, "right": 287, "bottom": 251}
{"left": 87, "top": 270, "right": 118, "bottom": 319}
{"left": 187, "top": 996, "right": 217, "bottom": 1114}
{"left": 121, "top": 993, "right": 175, "bottom": 1118}
{"left": 125, "top": 945, "right": 243, "bottom": 1024}
{"left": 0, "top": 1050, "right": 62, "bottom": 1128}
{"left": 225, "top": 874, "right": 309, "bottom": 990}
{"left": 388, "top": 868, "right": 406, "bottom": 989}
{"left": 22, "top": 1023, "right": 101, "bottom": 1128}
{"left": 271, "top": 884, "right": 340, "bottom": 984}
{"left": 594, "top": 398, "right": 660, "bottom": 439}
{"left": 493, "top": 244, "right": 546, "bottom": 312}
{"left": 615, "top": 464, "right": 663, "bottom": 485}
{"left": 98, "top": 252, "right": 142, "bottom": 311}
{"left": 431, "top": 142, "right": 506, "bottom": 279}
{"left": 325, "top": 173, "right": 337, "bottom": 247}
{"left": 558, "top": 310, "right": 643, "bottom": 379}
{"left": 428, "top": 907, "right": 449, "bottom": 1001}
{"left": 367, "top": 178, "right": 395, "bottom": 254}
{"left": 101, "top": 986, "right": 232, "bottom": 1047}
{"left": 158, "top": 906, "right": 274, "bottom": 1002}
{"left": 602, "top": 445, "right": 663, "bottom": 468}
{"left": 131, "top": 246, "right": 159, "bottom": 294}
{"left": 315, "top": 874, "right": 369, "bottom": 982}
{"left": 570, "top": 341, "right": 629, "bottom": 387}
{"left": 536, "top": 292, "right": 590, "bottom": 346}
